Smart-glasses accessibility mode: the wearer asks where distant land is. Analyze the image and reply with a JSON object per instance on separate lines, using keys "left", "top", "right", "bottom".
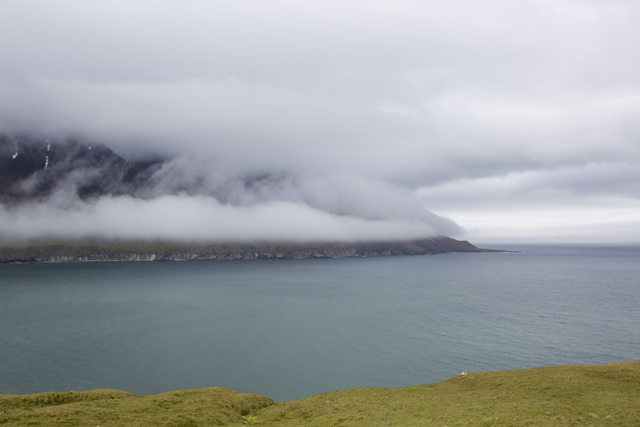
{"left": 1, "top": 361, "right": 638, "bottom": 426}
{"left": 0, "top": 236, "right": 497, "bottom": 263}
{"left": 0, "top": 134, "right": 497, "bottom": 263}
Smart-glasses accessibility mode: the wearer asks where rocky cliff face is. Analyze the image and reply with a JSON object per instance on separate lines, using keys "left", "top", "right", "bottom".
{"left": 0, "top": 134, "right": 160, "bottom": 202}
{"left": 0, "top": 237, "right": 490, "bottom": 263}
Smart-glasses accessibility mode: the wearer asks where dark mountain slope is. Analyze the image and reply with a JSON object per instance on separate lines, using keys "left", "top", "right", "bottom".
{"left": 0, "top": 134, "right": 159, "bottom": 202}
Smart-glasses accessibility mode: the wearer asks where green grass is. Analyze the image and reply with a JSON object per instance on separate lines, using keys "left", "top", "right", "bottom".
{"left": 2, "top": 361, "right": 639, "bottom": 426}
{"left": 0, "top": 388, "right": 275, "bottom": 427}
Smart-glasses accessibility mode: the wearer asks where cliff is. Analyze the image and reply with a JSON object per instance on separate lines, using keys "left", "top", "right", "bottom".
{"left": 0, "top": 236, "right": 493, "bottom": 263}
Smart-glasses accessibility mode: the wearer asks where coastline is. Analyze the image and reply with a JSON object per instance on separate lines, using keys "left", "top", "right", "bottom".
{"left": 0, "top": 236, "right": 498, "bottom": 263}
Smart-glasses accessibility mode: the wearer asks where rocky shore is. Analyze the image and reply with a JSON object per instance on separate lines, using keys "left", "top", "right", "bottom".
{"left": 0, "top": 236, "right": 493, "bottom": 263}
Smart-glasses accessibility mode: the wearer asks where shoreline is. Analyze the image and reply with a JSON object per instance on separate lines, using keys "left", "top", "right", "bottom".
{"left": 0, "top": 236, "right": 499, "bottom": 264}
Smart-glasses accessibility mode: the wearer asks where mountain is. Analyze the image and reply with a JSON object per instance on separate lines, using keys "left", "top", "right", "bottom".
{"left": 0, "top": 134, "right": 160, "bottom": 202}
{"left": 0, "top": 134, "right": 494, "bottom": 261}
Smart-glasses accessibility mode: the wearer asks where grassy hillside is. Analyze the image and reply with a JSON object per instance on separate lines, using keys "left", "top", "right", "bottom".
{"left": 1, "top": 361, "right": 638, "bottom": 426}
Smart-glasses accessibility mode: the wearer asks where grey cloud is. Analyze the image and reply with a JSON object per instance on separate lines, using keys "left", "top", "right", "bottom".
{"left": 1, "top": 0, "right": 639, "bottom": 242}
{"left": 416, "top": 162, "right": 640, "bottom": 210}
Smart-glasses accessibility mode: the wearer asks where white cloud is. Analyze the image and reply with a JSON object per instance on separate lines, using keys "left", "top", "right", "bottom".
{"left": 440, "top": 204, "right": 640, "bottom": 244}
{"left": 1, "top": 0, "right": 640, "bottom": 243}
{"left": 0, "top": 194, "right": 447, "bottom": 243}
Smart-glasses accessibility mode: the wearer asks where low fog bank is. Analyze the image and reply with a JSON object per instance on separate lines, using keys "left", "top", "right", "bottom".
{"left": 0, "top": 137, "right": 461, "bottom": 243}
{"left": 0, "top": 194, "right": 454, "bottom": 244}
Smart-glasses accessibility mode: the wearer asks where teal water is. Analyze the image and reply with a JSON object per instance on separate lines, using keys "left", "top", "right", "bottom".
{"left": 1, "top": 245, "right": 639, "bottom": 402}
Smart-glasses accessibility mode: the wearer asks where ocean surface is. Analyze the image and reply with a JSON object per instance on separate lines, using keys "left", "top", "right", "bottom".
{"left": 1, "top": 245, "right": 639, "bottom": 402}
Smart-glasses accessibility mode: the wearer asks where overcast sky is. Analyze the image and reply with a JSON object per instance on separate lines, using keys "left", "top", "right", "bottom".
{"left": 1, "top": 0, "right": 639, "bottom": 244}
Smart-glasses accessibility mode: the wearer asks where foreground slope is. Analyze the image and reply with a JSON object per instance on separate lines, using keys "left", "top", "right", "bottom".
{"left": 1, "top": 361, "right": 638, "bottom": 426}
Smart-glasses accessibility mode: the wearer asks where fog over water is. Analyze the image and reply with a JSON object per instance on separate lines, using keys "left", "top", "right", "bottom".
{"left": 1, "top": 1, "right": 639, "bottom": 243}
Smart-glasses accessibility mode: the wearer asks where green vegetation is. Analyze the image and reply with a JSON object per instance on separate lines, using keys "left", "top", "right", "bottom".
{"left": 0, "top": 388, "right": 275, "bottom": 427}
{"left": 2, "top": 361, "right": 638, "bottom": 426}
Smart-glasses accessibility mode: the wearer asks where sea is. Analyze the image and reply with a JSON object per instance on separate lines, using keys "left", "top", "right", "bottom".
{"left": 1, "top": 244, "right": 638, "bottom": 402}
